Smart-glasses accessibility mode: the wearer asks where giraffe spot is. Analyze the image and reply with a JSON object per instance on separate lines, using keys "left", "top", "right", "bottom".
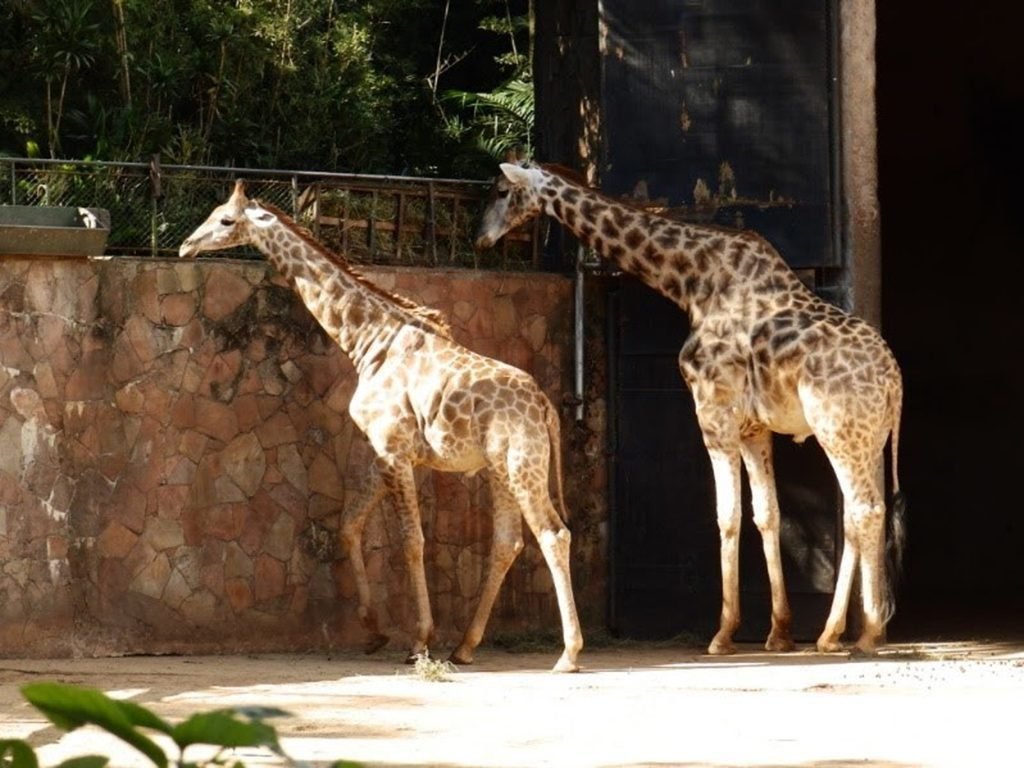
{"left": 656, "top": 229, "right": 681, "bottom": 249}
{"left": 541, "top": 186, "right": 557, "bottom": 198}
{"left": 581, "top": 200, "right": 608, "bottom": 220}
{"left": 606, "top": 243, "right": 625, "bottom": 262}
{"left": 552, "top": 197, "right": 564, "bottom": 218}
{"left": 452, "top": 417, "right": 471, "bottom": 438}
{"left": 443, "top": 403, "right": 458, "bottom": 422}
{"left": 770, "top": 330, "right": 799, "bottom": 352}
{"left": 694, "top": 248, "right": 710, "bottom": 273}
{"left": 661, "top": 275, "right": 683, "bottom": 299}
{"left": 561, "top": 186, "right": 580, "bottom": 204}
{"left": 683, "top": 274, "right": 701, "bottom": 298}
{"left": 630, "top": 260, "right": 652, "bottom": 282}
{"left": 624, "top": 228, "right": 645, "bottom": 250}
{"left": 600, "top": 217, "right": 620, "bottom": 240}
{"left": 643, "top": 243, "right": 665, "bottom": 268}
{"left": 611, "top": 206, "right": 635, "bottom": 229}
{"left": 709, "top": 236, "right": 726, "bottom": 254}
{"left": 670, "top": 254, "right": 689, "bottom": 274}
{"left": 565, "top": 207, "right": 578, "bottom": 228}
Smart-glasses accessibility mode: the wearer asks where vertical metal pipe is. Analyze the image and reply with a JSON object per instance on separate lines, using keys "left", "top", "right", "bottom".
{"left": 574, "top": 245, "right": 585, "bottom": 422}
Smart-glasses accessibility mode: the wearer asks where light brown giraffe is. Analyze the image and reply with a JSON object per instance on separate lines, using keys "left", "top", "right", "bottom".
{"left": 180, "top": 180, "right": 583, "bottom": 672}
{"left": 475, "top": 162, "right": 905, "bottom": 656}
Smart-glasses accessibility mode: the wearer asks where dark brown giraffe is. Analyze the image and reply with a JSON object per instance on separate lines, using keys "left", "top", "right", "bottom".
{"left": 475, "top": 162, "right": 905, "bottom": 655}
{"left": 180, "top": 180, "right": 583, "bottom": 672}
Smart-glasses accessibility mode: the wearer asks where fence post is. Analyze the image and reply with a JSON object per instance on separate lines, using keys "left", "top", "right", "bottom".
{"left": 427, "top": 182, "right": 438, "bottom": 266}
{"left": 7, "top": 159, "right": 14, "bottom": 204}
{"left": 149, "top": 154, "right": 162, "bottom": 257}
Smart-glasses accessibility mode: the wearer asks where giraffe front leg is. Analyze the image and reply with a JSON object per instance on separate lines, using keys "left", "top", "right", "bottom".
{"left": 339, "top": 458, "right": 389, "bottom": 654}
{"left": 383, "top": 459, "right": 435, "bottom": 663}
{"left": 450, "top": 479, "right": 524, "bottom": 667}
{"left": 740, "top": 433, "right": 795, "bottom": 652}
{"left": 706, "top": 448, "right": 743, "bottom": 656}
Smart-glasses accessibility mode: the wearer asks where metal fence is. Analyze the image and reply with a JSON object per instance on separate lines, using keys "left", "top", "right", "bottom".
{"left": 0, "top": 157, "right": 544, "bottom": 270}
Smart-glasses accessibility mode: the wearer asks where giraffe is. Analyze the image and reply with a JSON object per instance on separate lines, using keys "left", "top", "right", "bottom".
{"left": 475, "top": 162, "right": 905, "bottom": 656}
{"left": 180, "top": 180, "right": 583, "bottom": 672}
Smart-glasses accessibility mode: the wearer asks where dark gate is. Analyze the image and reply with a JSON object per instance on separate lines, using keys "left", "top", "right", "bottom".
{"left": 603, "top": 0, "right": 842, "bottom": 642}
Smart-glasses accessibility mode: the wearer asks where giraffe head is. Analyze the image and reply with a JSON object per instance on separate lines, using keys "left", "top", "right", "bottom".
{"left": 473, "top": 163, "right": 546, "bottom": 251}
{"left": 179, "top": 179, "right": 277, "bottom": 257}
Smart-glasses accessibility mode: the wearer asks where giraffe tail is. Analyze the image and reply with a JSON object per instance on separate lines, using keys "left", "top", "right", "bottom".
{"left": 543, "top": 396, "right": 571, "bottom": 523}
{"left": 884, "top": 386, "right": 907, "bottom": 622}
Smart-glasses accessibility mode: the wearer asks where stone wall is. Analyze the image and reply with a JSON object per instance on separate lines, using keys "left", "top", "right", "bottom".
{"left": 0, "top": 256, "right": 607, "bottom": 658}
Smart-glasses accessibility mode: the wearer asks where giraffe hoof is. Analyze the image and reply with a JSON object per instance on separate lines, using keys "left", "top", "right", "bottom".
{"left": 448, "top": 648, "right": 473, "bottom": 666}
{"left": 707, "top": 636, "right": 737, "bottom": 656}
{"left": 363, "top": 633, "right": 389, "bottom": 655}
{"left": 551, "top": 653, "right": 580, "bottom": 673}
{"left": 851, "top": 638, "right": 879, "bottom": 657}
{"left": 816, "top": 637, "right": 844, "bottom": 653}
{"left": 765, "top": 633, "right": 796, "bottom": 653}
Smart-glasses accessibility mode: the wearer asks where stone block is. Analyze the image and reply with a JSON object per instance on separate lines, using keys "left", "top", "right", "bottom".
{"left": 222, "top": 432, "right": 266, "bottom": 498}
{"left": 254, "top": 553, "right": 286, "bottom": 603}
{"left": 131, "top": 552, "right": 171, "bottom": 600}
{"left": 202, "top": 268, "right": 252, "bottom": 322}
{"left": 224, "top": 577, "right": 253, "bottom": 613}
{"left": 194, "top": 398, "right": 239, "bottom": 443}
{"left": 97, "top": 521, "right": 138, "bottom": 559}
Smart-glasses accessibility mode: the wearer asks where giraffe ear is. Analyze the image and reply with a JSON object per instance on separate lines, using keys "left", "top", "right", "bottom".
{"left": 499, "top": 163, "right": 536, "bottom": 187}
{"left": 243, "top": 204, "right": 276, "bottom": 228}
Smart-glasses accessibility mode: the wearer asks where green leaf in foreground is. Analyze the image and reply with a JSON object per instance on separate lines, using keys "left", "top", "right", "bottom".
{"left": 171, "top": 711, "right": 285, "bottom": 755}
{"left": 54, "top": 756, "right": 110, "bottom": 768}
{"left": 20, "top": 683, "right": 170, "bottom": 768}
{"left": 0, "top": 740, "right": 40, "bottom": 768}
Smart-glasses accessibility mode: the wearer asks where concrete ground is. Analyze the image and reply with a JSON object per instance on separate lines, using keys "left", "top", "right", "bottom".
{"left": 1, "top": 640, "right": 1022, "bottom": 768}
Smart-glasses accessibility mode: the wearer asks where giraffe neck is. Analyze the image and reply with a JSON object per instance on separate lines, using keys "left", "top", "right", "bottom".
{"left": 538, "top": 170, "right": 805, "bottom": 326}
{"left": 249, "top": 221, "right": 419, "bottom": 375}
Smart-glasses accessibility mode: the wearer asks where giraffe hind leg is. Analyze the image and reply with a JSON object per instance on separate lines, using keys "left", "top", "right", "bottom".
{"left": 383, "top": 459, "right": 436, "bottom": 662}
{"left": 516, "top": 486, "right": 583, "bottom": 673}
{"left": 339, "top": 459, "right": 390, "bottom": 654}
{"left": 449, "top": 476, "right": 524, "bottom": 666}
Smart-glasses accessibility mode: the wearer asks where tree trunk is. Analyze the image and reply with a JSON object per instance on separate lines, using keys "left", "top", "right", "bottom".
{"left": 533, "top": 0, "right": 601, "bottom": 179}
{"left": 532, "top": 0, "right": 601, "bottom": 268}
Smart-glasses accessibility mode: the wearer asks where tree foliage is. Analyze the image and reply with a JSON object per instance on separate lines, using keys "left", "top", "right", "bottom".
{"left": 0, "top": 0, "right": 531, "bottom": 177}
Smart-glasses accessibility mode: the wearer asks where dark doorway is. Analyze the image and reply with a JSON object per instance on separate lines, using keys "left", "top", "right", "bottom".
{"left": 878, "top": 3, "right": 1024, "bottom": 640}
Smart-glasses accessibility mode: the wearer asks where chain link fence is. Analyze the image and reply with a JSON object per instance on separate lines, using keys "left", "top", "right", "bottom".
{"left": 0, "top": 158, "right": 544, "bottom": 270}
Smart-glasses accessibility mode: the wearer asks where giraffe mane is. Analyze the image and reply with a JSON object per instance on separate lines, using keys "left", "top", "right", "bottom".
{"left": 539, "top": 164, "right": 758, "bottom": 237}
{"left": 256, "top": 201, "right": 453, "bottom": 338}
{"left": 538, "top": 163, "right": 591, "bottom": 187}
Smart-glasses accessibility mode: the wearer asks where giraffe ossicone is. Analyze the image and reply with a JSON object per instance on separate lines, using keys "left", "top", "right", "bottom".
{"left": 476, "top": 161, "right": 906, "bottom": 656}
{"left": 180, "top": 180, "right": 584, "bottom": 672}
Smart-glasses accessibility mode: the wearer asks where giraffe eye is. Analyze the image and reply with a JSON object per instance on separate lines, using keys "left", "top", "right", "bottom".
{"left": 220, "top": 217, "right": 235, "bottom": 226}
{"left": 497, "top": 189, "right": 510, "bottom": 200}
